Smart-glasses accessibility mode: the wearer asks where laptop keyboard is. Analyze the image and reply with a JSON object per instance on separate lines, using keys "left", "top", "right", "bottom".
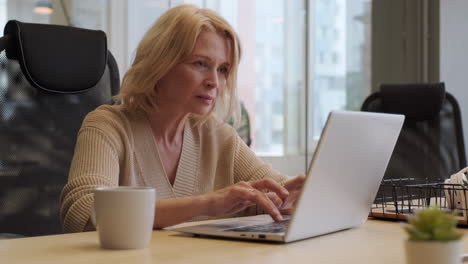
{"left": 224, "top": 220, "right": 290, "bottom": 233}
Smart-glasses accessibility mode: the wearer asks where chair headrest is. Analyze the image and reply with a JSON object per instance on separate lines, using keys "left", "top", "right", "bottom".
{"left": 3, "top": 20, "right": 107, "bottom": 93}
{"left": 380, "top": 83, "right": 446, "bottom": 121}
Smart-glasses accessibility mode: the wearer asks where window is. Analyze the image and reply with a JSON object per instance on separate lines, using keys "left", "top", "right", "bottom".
{"left": 202, "top": 0, "right": 371, "bottom": 175}
{"left": 0, "top": 0, "right": 372, "bottom": 175}
{"left": 310, "top": 0, "right": 371, "bottom": 140}
{"left": 0, "top": 0, "right": 6, "bottom": 27}
{"left": 1, "top": 0, "right": 49, "bottom": 24}
{"left": 193, "top": 0, "right": 306, "bottom": 160}
{"left": 101, "top": 0, "right": 372, "bottom": 175}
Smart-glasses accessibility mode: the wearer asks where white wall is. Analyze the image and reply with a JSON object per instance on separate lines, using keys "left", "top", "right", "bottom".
{"left": 440, "top": 0, "right": 468, "bottom": 157}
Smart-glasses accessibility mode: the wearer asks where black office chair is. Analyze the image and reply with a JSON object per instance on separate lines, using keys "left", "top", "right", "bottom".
{"left": 0, "top": 20, "right": 120, "bottom": 237}
{"left": 361, "top": 83, "right": 466, "bottom": 183}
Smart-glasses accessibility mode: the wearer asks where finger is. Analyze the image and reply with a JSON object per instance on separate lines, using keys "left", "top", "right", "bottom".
{"left": 236, "top": 181, "right": 251, "bottom": 188}
{"left": 280, "top": 190, "right": 301, "bottom": 210}
{"left": 287, "top": 175, "right": 306, "bottom": 187}
{"left": 295, "top": 175, "right": 306, "bottom": 183}
{"left": 228, "top": 186, "right": 283, "bottom": 221}
{"left": 284, "top": 175, "right": 306, "bottom": 191}
{"left": 266, "top": 192, "right": 283, "bottom": 208}
{"left": 280, "top": 207, "right": 295, "bottom": 215}
{"left": 241, "top": 188, "right": 283, "bottom": 222}
{"left": 250, "top": 179, "right": 289, "bottom": 201}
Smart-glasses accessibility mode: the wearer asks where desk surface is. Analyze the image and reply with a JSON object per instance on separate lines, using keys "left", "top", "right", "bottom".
{"left": 2, "top": 219, "right": 468, "bottom": 264}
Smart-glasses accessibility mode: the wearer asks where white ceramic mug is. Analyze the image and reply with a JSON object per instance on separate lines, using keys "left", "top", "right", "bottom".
{"left": 93, "top": 186, "right": 156, "bottom": 249}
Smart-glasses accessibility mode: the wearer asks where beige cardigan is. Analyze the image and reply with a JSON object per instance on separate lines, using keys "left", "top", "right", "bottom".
{"left": 60, "top": 105, "right": 288, "bottom": 233}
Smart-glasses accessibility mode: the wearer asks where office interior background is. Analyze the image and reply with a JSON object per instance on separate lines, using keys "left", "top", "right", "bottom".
{"left": 0, "top": 0, "right": 465, "bottom": 177}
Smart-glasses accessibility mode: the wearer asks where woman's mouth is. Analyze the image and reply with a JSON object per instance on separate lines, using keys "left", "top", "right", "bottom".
{"left": 196, "top": 95, "right": 214, "bottom": 105}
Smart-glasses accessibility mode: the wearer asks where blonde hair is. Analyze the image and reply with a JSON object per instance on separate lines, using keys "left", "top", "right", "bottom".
{"left": 115, "top": 4, "right": 242, "bottom": 125}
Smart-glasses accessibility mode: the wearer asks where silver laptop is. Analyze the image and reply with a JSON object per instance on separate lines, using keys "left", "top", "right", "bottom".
{"left": 171, "top": 111, "right": 404, "bottom": 243}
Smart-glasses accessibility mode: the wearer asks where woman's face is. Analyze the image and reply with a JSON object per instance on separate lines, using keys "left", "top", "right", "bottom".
{"left": 155, "top": 31, "right": 231, "bottom": 117}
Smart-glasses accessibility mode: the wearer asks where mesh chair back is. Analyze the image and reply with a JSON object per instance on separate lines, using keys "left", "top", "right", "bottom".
{"left": 361, "top": 83, "right": 466, "bottom": 183}
{"left": 0, "top": 21, "right": 119, "bottom": 236}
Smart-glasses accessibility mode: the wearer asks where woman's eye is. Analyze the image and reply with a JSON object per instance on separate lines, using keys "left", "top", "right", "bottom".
{"left": 218, "top": 66, "right": 229, "bottom": 74}
{"left": 194, "top": 61, "right": 206, "bottom": 67}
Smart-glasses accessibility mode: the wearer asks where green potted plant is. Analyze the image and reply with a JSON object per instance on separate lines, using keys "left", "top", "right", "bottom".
{"left": 404, "top": 207, "right": 463, "bottom": 264}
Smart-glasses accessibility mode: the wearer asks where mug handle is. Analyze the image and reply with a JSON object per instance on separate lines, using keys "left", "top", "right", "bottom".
{"left": 90, "top": 203, "right": 97, "bottom": 229}
{"left": 461, "top": 253, "right": 468, "bottom": 262}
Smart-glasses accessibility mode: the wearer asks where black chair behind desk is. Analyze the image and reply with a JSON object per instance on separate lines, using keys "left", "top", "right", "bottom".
{"left": 361, "top": 83, "right": 466, "bottom": 185}
{"left": 0, "top": 20, "right": 120, "bottom": 237}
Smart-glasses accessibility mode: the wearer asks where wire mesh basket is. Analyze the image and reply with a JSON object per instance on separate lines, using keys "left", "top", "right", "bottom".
{"left": 370, "top": 178, "right": 468, "bottom": 226}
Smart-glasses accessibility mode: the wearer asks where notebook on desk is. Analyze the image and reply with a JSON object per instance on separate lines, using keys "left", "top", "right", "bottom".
{"left": 171, "top": 111, "right": 404, "bottom": 243}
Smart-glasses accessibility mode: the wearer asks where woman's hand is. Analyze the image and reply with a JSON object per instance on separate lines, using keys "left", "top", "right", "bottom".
{"left": 201, "top": 179, "right": 290, "bottom": 222}
{"left": 279, "top": 175, "right": 306, "bottom": 215}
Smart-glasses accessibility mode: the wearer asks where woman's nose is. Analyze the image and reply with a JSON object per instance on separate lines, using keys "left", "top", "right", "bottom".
{"left": 204, "top": 69, "right": 219, "bottom": 89}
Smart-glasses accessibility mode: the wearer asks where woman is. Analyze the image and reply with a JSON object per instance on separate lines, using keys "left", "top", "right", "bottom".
{"left": 60, "top": 4, "right": 305, "bottom": 233}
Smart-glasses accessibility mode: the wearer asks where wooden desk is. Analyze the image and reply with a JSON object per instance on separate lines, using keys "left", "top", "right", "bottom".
{"left": 2, "top": 220, "right": 468, "bottom": 264}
